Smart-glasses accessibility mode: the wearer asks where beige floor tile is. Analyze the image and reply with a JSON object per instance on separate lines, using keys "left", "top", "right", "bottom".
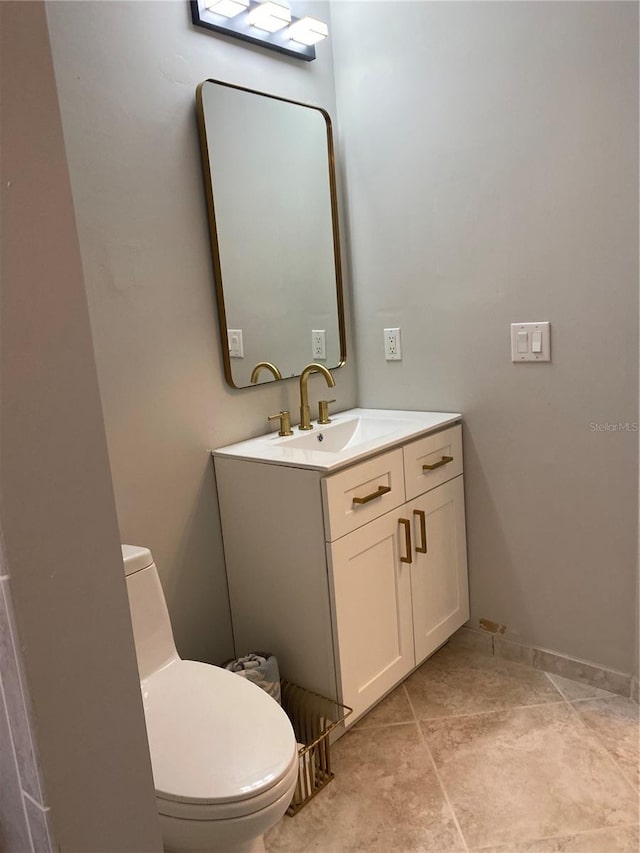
{"left": 354, "top": 685, "right": 414, "bottom": 730}
{"left": 265, "top": 723, "right": 464, "bottom": 853}
{"left": 547, "top": 673, "right": 617, "bottom": 702}
{"left": 471, "top": 823, "right": 640, "bottom": 852}
{"left": 447, "top": 626, "right": 494, "bottom": 656}
{"left": 421, "top": 703, "right": 639, "bottom": 849}
{"left": 572, "top": 696, "right": 639, "bottom": 788}
{"left": 405, "top": 644, "right": 563, "bottom": 719}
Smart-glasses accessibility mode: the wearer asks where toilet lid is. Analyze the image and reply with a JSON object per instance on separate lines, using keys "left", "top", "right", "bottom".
{"left": 141, "top": 660, "right": 296, "bottom": 805}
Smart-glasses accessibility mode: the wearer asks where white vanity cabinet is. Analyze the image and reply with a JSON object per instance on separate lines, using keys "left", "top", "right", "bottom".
{"left": 322, "top": 425, "right": 468, "bottom": 721}
{"left": 214, "top": 420, "right": 468, "bottom": 726}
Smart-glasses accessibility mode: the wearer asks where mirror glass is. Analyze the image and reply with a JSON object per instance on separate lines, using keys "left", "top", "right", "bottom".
{"left": 196, "top": 79, "right": 346, "bottom": 388}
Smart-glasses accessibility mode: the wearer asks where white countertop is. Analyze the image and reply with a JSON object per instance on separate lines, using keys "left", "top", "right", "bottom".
{"left": 212, "top": 408, "right": 462, "bottom": 472}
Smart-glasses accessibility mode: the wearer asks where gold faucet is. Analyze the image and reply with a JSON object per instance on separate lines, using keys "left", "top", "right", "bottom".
{"left": 298, "top": 363, "right": 335, "bottom": 430}
{"left": 250, "top": 361, "right": 283, "bottom": 384}
{"left": 268, "top": 410, "right": 293, "bottom": 436}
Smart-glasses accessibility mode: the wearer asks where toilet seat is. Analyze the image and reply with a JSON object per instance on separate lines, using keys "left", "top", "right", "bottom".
{"left": 156, "top": 763, "right": 299, "bottom": 822}
{"left": 141, "top": 660, "right": 297, "bottom": 819}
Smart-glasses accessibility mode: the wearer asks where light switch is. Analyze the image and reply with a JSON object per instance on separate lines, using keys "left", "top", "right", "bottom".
{"left": 227, "top": 329, "right": 244, "bottom": 358}
{"left": 531, "top": 330, "right": 542, "bottom": 353}
{"left": 511, "top": 322, "right": 550, "bottom": 362}
{"left": 517, "top": 331, "right": 528, "bottom": 353}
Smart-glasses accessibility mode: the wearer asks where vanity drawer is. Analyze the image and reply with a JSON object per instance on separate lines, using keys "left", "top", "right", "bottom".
{"left": 404, "top": 424, "right": 463, "bottom": 500}
{"left": 322, "top": 449, "right": 405, "bottom": 542}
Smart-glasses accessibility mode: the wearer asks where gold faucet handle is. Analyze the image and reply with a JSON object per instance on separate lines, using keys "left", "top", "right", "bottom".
{"left": 268, "top": 411, "right": 293, "bottom": 437}
{"left": 318, "top": 399, "right": 336, "bottom": 425}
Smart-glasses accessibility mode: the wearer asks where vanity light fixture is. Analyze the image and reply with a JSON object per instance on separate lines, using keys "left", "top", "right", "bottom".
{"left": 190, "top": 0, "right": 327, "bottom": 61}
{"left": 205, "top": 0, "right": 249, "bottom": 18}
{"left": 249, "top": 0, "right": 290, "bottom": 33}
{"left": 288, "top": 16, "right": 328, "bottom": 46}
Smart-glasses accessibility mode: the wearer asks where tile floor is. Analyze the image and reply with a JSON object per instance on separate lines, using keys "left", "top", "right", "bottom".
{"left": 265, "top": 638, "right": 639, "bottom": 853}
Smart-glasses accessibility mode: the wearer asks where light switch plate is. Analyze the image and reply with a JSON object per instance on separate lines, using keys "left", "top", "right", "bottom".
{"left": 510, "top": 321, "right": 550, "bottom": 362}
{"left": 228, "top": 329, "right": 244, "bottom": 358}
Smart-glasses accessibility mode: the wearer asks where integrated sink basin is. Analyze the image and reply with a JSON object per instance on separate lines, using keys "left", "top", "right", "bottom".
{"left": 213, "top": 408, "right": 462, "bottom": 472}
{"left": 283, "top": 414, "right": 416, "bottom": 453}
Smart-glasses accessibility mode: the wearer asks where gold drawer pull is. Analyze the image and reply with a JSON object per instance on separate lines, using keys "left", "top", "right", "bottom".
{"left": 413, "top": 509, "right": 427, "bottom": 553}
{"left": 422, "top": 455, "right": 453, "bottom": 471}
{"left": 399, "top": 518, "right": 412, "bottom": 564}
{"left": 352, "top": 485, "right": 391, "bottom": 506}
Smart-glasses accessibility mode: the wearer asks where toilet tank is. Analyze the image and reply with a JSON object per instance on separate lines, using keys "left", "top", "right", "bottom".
{"left": 122, "top": 545, "right": 178, "bottom": 681}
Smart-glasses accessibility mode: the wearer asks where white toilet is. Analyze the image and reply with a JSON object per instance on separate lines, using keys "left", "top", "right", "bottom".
{"left": 122, "top": 544, "right": 298, "bottom": 853}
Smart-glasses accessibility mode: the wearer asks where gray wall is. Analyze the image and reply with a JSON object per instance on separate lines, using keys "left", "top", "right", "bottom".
{"left": 45, "top": 0, "right": 637, "bottom": 677}
{"left": 0, "top": 2, "right": 163, "bottom": 849}
{"left": 331, "top": 1, "right": 638, "bottom": 672}
{"left": 46, "top": 0, "right": 357, "bottom": 666}
{"left": 0, "top": 568, "right": 54, "bottom": 853}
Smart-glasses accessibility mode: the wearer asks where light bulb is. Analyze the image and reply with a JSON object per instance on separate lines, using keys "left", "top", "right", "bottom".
{"left": 287, "top": 16, "right": 328, "bottom": 46}
{"left": 248, "top": 0, "right": 291, "bottom": 33}
{"left": 205, "top": 0, "right": 249, "bottom": 18}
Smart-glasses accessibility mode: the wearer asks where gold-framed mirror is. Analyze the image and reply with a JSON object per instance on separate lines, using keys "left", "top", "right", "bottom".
{"left": 196, "top": 79, "right": 346, "bottom": 389}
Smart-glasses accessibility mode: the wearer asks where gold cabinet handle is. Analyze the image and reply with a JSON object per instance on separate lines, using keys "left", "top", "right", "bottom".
{"left": 422, "top": 455, "right": 454, "bottom": 471}
{"left": 413, "top": 509, "right": 427, "bottom": 553}
{"left": 352, "top": 485, "right": 391, "bottom": 506}
{"left": 399, "top": 518, "right": 412, "bottom": 564}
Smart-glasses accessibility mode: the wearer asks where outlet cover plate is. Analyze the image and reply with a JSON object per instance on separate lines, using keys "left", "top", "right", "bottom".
{"left": 384, "top": 328, "right": 402, "bottom": 361}
{"left": 312, "top": 329, "right": 326, "bottom": 360}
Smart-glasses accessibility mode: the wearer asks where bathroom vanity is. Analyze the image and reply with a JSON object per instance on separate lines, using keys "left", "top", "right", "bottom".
{"left": 213, "top": 410, "right": 469, "bottom": 725}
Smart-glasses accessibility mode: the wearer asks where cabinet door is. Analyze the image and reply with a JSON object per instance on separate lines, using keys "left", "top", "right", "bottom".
{"left": 409, "top": 475, "right": 469, "bottom": 665}
{"left": 328, "top": 511, "right": 414, "bottom": 723}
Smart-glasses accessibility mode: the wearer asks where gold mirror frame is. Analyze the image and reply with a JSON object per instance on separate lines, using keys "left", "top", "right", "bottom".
{"left": 195, "top": 79, "right": 347, "bottom": 389}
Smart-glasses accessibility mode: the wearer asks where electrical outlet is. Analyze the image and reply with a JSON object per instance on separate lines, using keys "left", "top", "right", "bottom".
{"left": 312, "top": 329, "right": 326, "bottom": 360}
{"left": 384, "top": 328, "right": 402, "bottom": 361}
